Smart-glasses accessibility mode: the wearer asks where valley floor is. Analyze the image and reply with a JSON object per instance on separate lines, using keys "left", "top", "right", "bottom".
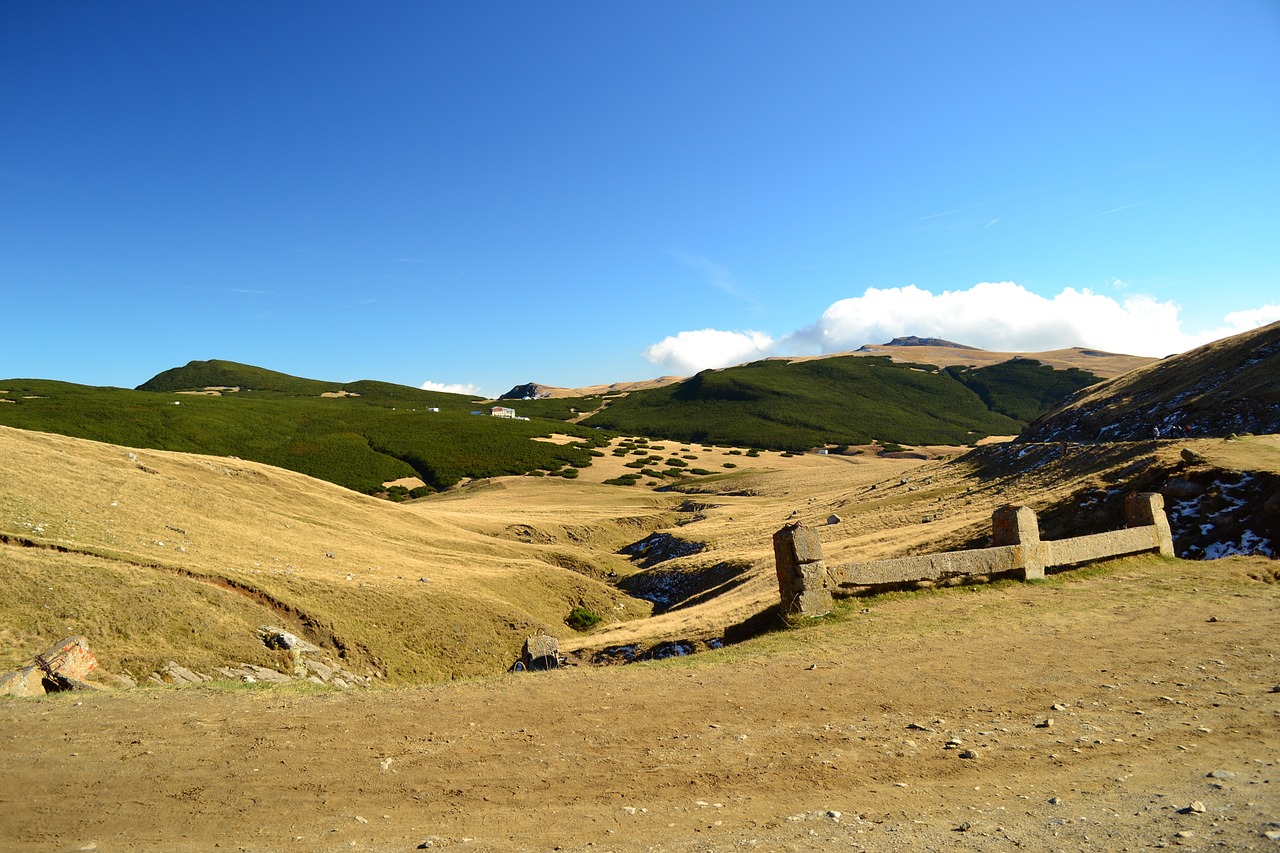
{"left": 3, "top": 555, "right": 1278, "bottom": 852}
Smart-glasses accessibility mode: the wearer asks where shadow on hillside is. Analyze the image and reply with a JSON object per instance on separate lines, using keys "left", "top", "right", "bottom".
{"left": 722, "top": 604, "right": 789, "bottom": 645}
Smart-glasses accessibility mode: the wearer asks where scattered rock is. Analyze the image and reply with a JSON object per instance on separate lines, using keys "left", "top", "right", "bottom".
{"left": 1051, "top": 702, "right": 1069, "bottom": 711}
{"left": 1036, "top": 718, "right": 1054, "bottom": 728}
{"left": 958, "top": 749, "right": 979, "bottom": 759}
{"left": 1048, "top": 796, "right": 1064, "bottom": 805}
{"left": 158, "top": 662, "right": 209, "bottom": 685}
{"left": 258, "top": 626, "right": 321, "bottom": 653}
{"left": 0, "top": 666, "right": 46, "bottom": 697}
{"left": 1207, "top": 770, "right": 1236, "bottom": 780}
{"left": 826, "top": 514, "right": 842, "bottom": 525}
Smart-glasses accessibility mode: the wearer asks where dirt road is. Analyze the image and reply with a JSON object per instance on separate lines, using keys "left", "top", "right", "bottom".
{"left": 3, "top": 555, "right": 1278, "bottom": 852}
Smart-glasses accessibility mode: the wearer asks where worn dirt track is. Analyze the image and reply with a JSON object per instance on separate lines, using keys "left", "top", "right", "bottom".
{"left": 3, "top": 556, "right": 1278, "bottom": 852}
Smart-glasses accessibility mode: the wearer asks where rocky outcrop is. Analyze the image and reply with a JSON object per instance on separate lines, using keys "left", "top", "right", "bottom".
{"left": 619, "top": 532, "right": 706, "bottom": 568}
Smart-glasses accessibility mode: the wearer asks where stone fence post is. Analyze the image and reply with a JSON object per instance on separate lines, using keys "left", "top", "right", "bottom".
{"left": 992, "top": 505, "right": 1046, "bottom": 580}
{"left": 1125, "top": 492, "right": 1175, "bottom": 557}
{"left": 773, "top": 522, "right": 833, "bottom": 617}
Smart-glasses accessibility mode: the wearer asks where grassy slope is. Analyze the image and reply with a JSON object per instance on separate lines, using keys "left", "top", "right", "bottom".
{"left": 1020, "top": 319, "right": 1280, "bottom": 441}
{"left": 1, "top": 355, "right": 1100, "bottom": 494}
{"left": 0, "top": 426, "right": 665, "bottom": 681}
{"left": 0, "top": 370, "right": 609, "bottom": 492}
{"left": 580, "top": 355, "right": 1099, "bottom": 449}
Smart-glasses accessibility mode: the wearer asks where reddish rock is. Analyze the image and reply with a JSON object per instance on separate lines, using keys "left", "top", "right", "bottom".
{"left": 36, "top": 636, "right": 98, "bottom": 682}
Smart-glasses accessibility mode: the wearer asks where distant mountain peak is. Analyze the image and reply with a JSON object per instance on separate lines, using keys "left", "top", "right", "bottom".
{"left": 500, "top": 382, "right": 552, "bottom": 400}
{"left": 879, "top": 336, "right": 980, "bottom": 350}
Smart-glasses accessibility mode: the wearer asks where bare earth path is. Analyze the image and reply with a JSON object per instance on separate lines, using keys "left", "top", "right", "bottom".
{"left": 3, "top": 556, "right": 1278, "bottom": 852}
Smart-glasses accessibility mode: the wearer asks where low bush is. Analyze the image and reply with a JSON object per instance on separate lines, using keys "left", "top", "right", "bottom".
{"left": 565, "top": 606, "right": 602, "bottom": 631}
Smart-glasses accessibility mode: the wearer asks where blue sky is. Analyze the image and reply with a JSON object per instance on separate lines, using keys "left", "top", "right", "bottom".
{"left": 3, "top": 1, "right": 1278, "bottom": 397}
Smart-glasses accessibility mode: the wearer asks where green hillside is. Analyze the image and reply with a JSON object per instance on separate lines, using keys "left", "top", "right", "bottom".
{"left": 0, "top": 355, "right": 1101, "bottom": 491}
{"left": 580, "top": 355, "right": 1100, "bottom": 450}
{"left": 0, "top": 362, "right": 608, "bottom": 492}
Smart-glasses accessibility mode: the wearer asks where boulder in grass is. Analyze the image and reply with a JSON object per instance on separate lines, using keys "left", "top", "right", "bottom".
{"left": 36, "top": 636, "right": 97, "bottom": 682}
{"left": 520, "top": 634, "right": 560, "bottom": 671}
{"left": 0, "top": 666, "right": 47, "bottom": 697}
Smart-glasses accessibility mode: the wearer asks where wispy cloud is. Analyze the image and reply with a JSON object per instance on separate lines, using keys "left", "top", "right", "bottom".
{"left": 983, "top": 218, "right": 1000, "bottom": 229}
{"left": 183, "top": 285, "right": 274, "bottom": 295}
{"left": 917, "top": 201, "right": 989, "bottom": 221}
{"left": 671, "top": 251, "right": 763, "bottom": 311}
{"left": 1077, "top": 203, "right": 1140, "bottom": 222}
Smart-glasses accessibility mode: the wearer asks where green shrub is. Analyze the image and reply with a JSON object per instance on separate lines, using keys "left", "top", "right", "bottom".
{"left": 690, "top": 468, "right": 713, "bottom": 475}
{"left": 722, "top": 462, "right": 737, "bottom": 468}
{"left": 565, "top": 606, "right": 602, "bottom": 631}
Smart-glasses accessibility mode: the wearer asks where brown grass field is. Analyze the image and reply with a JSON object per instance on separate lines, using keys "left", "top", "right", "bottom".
{"left": 1, "top": 425, "right": 1278, "bottom": 851}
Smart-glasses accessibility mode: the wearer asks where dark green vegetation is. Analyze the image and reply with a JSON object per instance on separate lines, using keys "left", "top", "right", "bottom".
{"left": 1, "top": 355, "right": 1101, "bottom": 492}
{"left": 565, "top": 606, "right": 603, "bottom": 631}
{"left": 0, "top": 361, "right": 608, "bottom": 493}
{"left": 945, "top": 359, "right": 1102, "bottom": 422}
{"left": 580, "top": 356, "right": 1101, "bottom": 450}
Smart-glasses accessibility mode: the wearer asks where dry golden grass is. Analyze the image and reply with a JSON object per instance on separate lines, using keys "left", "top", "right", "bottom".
{"left": 0, "top": 426, "right": 670, "bottom": 681}
{"left": 3, "top": 421, "right": 1274, "bottom": 689}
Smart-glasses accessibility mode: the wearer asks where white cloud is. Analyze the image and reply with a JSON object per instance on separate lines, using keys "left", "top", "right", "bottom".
{"left": 420, "top": 379, "right": 484, "bottom": 396}
{"left": 643, "top": 329, "right": 775, "bottom": 374}
{"left": 785, "top": 282, "right": 1197, "bottom": 356}
{"left": 1219, "top": 304, "right": 1280, "bottom": 333}
{"left": 644, "top": 283, "right": 1280, "bottom": 371}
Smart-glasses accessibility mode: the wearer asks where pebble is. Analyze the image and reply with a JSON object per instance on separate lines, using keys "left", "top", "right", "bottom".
{"left": 1049, "top": 796, "right": 1063, "bottom": 805}
{"left": 1264, "top": 830, "right": 1280, "bottom": 840}
{"left": 1207, "top": 770, "right": 1236, "bottom": 780}
{"left": 959, "top": 749, "right": 979, "bottom": 760}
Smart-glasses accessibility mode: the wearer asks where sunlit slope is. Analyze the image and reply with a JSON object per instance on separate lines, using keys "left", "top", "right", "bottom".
{"left": 1021, "top": 320, "right": 1280, "bottom": 441}
{"left": 580, "top": 355, "right": 1101, "bottom": 449}
{"left": 0, "top": 426, "right": 663, "bottom": 682}
{"left": 0, "top": 369, "right": 608, "bottom": 492}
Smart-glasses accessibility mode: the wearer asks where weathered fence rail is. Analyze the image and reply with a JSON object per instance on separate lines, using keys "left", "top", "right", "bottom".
{"left": 774, "top": 492, "right": 1174, "bottom": 617}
